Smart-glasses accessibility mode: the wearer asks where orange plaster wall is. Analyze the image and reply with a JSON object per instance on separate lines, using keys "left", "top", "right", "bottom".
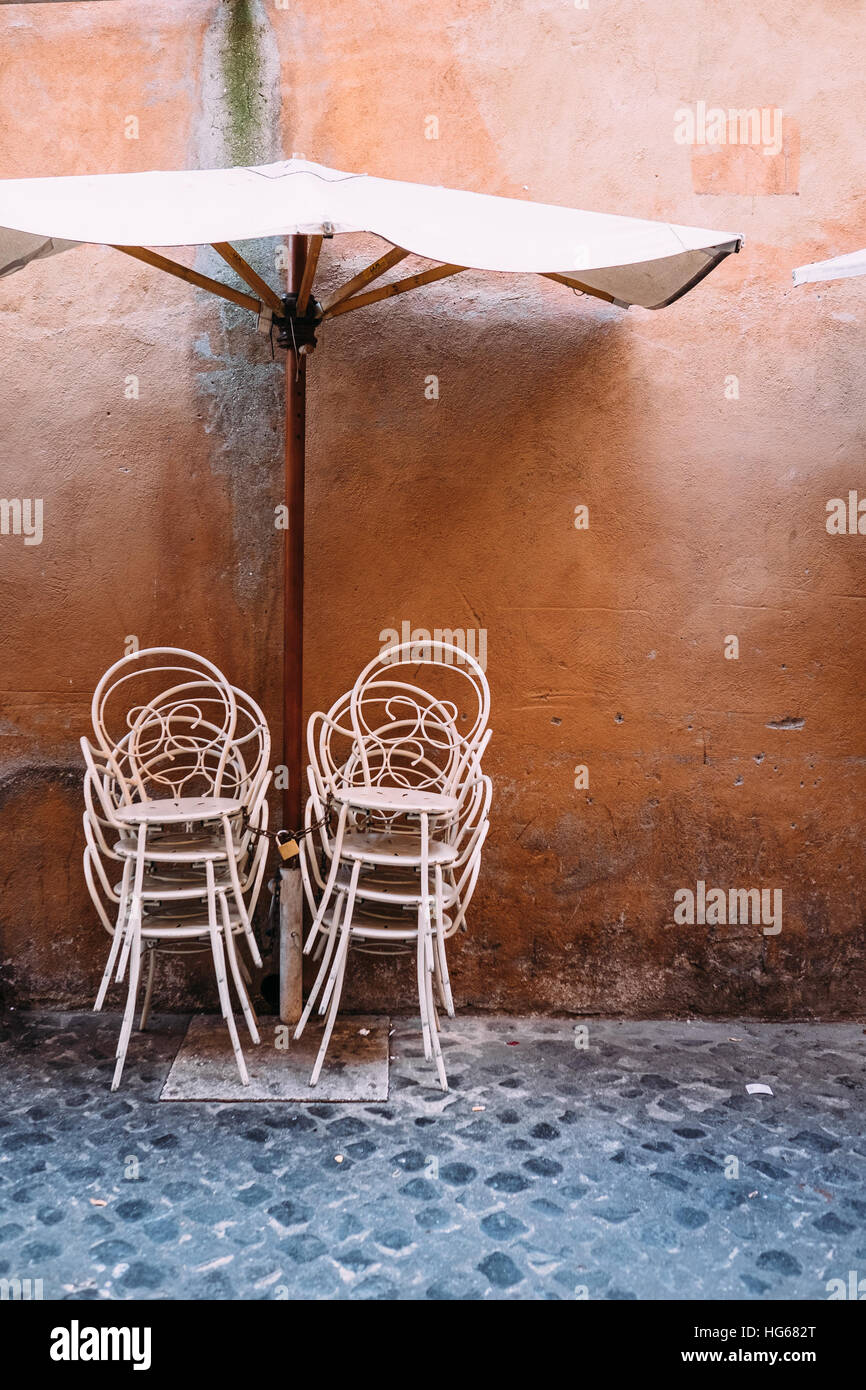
{"left": 0, "top": 0, "right": 864, "bottom": 1016}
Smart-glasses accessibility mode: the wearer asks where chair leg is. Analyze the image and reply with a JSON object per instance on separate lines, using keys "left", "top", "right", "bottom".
{"left": 433, "top": 949, "right": 449, "bottom": 1015}
{"left": 431, "top": 980, "right": 442, "bottom": 1032}
{"left": 220, "top": 893, "right": 260, "bottom": 1045}
{"left": 207, "top": 861, "right": 249, "bottom": 1086}
{"left": 294, "top": 893, "right": 343, "bottom": 1040}
{"left": 309, "top": 919, "right": 351, "bottom": 1087}
{"left": 309, "top": 863, "right": 358, "bottom": 1085}
{"left": 416, "top": 905, "right": 433, "bottom": 1062}
{"left": 416, "top": 812, "right": 434, "bottom": 1061}
{"left": 94, "top": 857, "right": 131, "bottom": 1012}
{"left": 117, "top": 825, "right": 147, "bottom": 983}
{"left": 221, "top": 815, "right": 262, "bottom": 968}
{"left": 138, "top": 947, "right": 157, "bottom": 1031}
{"left": 424, "top": 912, "right": 442, "bottom": 1036}
{"left": 418, "top": 872, "right": 448, "bottom": 1089}
{"left": 433, "top": 865, "right": 455, "bottom": 1017}
{"left": 319, "top": 863, "right": 360, "bottom": 1014}
{"left": 111, "top": 918, "right": 142, "bottom": 1091}
{"left": 303, "top": 802, "right": 349, "bottom": 956}
{"left": 416, "top": 820, "right": 447, "bottom": 1088}
{"left": 424, "top": 932, "right": 448, "bottom": 1092}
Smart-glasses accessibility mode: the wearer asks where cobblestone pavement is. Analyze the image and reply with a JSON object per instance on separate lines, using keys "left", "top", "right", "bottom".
{"left": 0, "top": 1013, "right": 863, "bottom": 1300}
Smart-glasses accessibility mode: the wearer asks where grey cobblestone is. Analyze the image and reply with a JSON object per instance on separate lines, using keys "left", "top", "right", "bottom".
{"left": 0, "top": 1012, "right": 863, "bottom": 1300}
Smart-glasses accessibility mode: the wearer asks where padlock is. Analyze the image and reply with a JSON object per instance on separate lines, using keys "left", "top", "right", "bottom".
{"left": 276, "top": 831, "right": 300, "bottom": 862}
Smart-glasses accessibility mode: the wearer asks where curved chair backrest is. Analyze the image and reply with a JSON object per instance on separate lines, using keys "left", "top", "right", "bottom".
{"left": 83, "top": 841, "right": 120, "bottom": 937}
{"left": 348, "top": 640, "right": 490, "bottom": 797}
{"left": 88, "top": 707, "right": 235, "bottom": 807}
{"left": 307, "top": 690, "right": 354, "bottom": 802}
{"left": 90, "top": 647, "right": 237, "bottom": 803}
{"left": 306, "top": 699, "right": 465, "bottom": 852}
{"left": 128, "top": 681, "right": 270, "bottom": 811}
{"left": 448, "top": 819, "right": 490, "bottom": 937}
{"left": 452, "top": 764, "right": 492, "bottom": 865}
{"left": 228, "top": 685, "right": 271, "bottom": 811}
{"left": 81, "top": 735, "right": 127, "bottom": 833}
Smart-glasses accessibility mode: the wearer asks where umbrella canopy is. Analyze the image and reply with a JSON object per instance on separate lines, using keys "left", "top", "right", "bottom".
{"left": 793, "top": 247, "right": 866, "bottom": 287}
{"left": 0, "top": 156, "right": 742, "bottom": 1019}
{"left": 0, "top": 157, "right": 741, "bottom": 310}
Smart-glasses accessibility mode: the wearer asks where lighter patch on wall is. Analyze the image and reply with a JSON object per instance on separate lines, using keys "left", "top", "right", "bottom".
{"left": 191, "top": 0, "right": 285, "bottom": 606}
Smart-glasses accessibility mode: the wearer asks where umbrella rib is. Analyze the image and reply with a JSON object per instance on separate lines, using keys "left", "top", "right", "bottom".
{"left": 211, "top": 242, "right": 284, "bottom": 314}
{"left": 318, "top": 245, "right": 410, "bottom": 313}
{"left": 111, "top": 245, "right": 262, "bottom": 315}
{"left": 296, "top": 235, "right": 323, "bottom": 315}
{"left": 323, "top": 262, "right": 465, "bottom": 319}
{"left": 542, "top": 272, "right": 617, "bottom": 305}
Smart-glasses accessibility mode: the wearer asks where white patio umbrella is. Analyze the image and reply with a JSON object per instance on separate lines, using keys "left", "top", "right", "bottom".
{"left": 793, "top": 247, "right": 866, "bottom": 286}
{"left": 0, "top": 157, "right": 743, "bottom": 1018}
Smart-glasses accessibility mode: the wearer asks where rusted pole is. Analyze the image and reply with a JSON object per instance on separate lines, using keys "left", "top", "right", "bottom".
{"left": 279, "top": 233, "right": 307, "bottom": 1025}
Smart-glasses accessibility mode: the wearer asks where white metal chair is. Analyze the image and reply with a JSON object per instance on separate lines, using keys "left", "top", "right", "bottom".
{"left": 303, "top": 644, "right": 489, "bottom": 951}
{"left": 91, "top": 647, "right": 238, "bottom": 800}
{"left": 82, "top": 802, "right": 269, "bottom": 1063}
{"left": 297, "top": 641, "right": 491, "bottom": 1089}
{"left": 83, "top": 650, "right": 272, "bottom": 1088}
{"left": 82, "top": 732, "right": 269, "bottom": 1089}
{"left": 298, "top": 757, "right": 490, "bottom": 1088}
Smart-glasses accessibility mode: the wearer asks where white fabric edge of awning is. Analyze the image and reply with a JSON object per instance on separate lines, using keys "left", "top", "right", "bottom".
{"left": 792, "top": 248, "right": 866, "bottom": 287}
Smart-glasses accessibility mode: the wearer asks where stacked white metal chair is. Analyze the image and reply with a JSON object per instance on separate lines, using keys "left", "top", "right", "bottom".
{"left": 82, "top": 647, "right": 272, "bottom": 1089}
{"left": 296, "top": 640, "right": 491, "bottom": 1090}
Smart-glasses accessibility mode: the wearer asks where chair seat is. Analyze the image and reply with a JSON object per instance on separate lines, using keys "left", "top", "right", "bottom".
{"left": 112, "top": 832, "right": 244, "bottom": 863}
{"left": 137, "top": 904, "right": 248, "bottom": 939}
{"left": 339, "top": 830, "right": 458, "bottom": 867}
{"left": 322, "top": 899, "right": 453, "bottom": 941}
{"left": 334, "top": 785, "right": 458, "bottom": 816}
{"left": 113, "top": 796, "right": 242, "bottom": 826}
{"left": 114, "top": 870, "right": 235, "bottom": 901}
{"left": 334, "top": 863, "right": 459, "bottom": 907}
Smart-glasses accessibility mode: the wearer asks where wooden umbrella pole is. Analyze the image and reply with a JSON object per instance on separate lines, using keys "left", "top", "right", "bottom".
{"left": 279, "top": 233, "right": 308, "bottom": 1025}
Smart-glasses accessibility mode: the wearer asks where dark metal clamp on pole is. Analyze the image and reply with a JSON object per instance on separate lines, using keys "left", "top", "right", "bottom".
{"left": 274, "top": 294, "right": 321, "bottom": 354}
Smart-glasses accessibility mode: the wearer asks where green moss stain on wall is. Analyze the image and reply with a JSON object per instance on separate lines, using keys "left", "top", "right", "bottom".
{"left": 192, "top": 1, "right": 284, "bottom": 608}
{"left": 199, "top": 0, "right": 282, "bottom": 169}
{"left": 222, "top": 0, "right": 264, "bottom": 166}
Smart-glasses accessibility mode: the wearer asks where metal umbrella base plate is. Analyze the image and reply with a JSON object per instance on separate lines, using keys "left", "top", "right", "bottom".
{"left": 159, "top": 1014, "right": 389, "bottom": 1102}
